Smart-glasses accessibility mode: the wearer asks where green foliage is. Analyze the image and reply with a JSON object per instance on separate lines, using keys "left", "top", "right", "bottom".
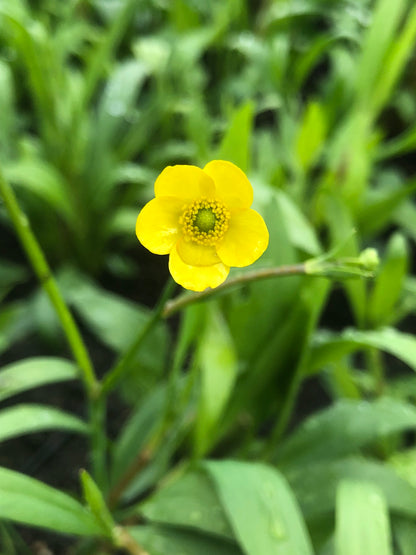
{"left": 1, "top": 0, "right": 416, "bottom": 553}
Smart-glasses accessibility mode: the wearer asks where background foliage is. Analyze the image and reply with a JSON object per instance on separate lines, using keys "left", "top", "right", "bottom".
{"left": 1, "top": 0, "right": 416, "bottom": 553}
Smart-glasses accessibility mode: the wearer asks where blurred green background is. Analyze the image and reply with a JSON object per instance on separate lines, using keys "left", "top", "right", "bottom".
{"left": 2, "top": 0, "right": 416, "bottom": 553}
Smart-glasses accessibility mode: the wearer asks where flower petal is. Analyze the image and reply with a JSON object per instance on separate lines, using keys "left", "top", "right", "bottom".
{"left": 169, "top": 245, "right": 229, "bottom": 291}
{"left": 155, "top": 165, "right": 215, "bottom": 200}
{"left": 216, "top": 209, "right": 269, "bottom": 267}
{"left": 203, "top": 160, "right": 253, "bottom": 210}
{"left": 177, "top": 237, "right": 221, "bottom": 266}
{"left": 136, "top": 197, "right": 183, "bottom": 255}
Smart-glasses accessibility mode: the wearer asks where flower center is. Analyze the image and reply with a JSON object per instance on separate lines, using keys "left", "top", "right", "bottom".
{"left": 180, "top": 198, "right": 230, "bottom": 246}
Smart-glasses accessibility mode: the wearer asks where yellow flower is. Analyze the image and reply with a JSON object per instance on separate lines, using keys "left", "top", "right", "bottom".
{"left": 136, "top": 160, "right": 269, "bottom": 291}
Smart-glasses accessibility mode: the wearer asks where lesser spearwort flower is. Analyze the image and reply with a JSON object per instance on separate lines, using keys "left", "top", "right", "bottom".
{"left": 136, "top": 160, "right": 269, "bottom": 291}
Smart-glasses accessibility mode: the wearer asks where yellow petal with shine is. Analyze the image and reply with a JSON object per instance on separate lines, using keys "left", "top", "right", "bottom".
{"left": 155, "top": 165, "right": 215, "bottom": 200}
{"left": 203, "top": 160, "right": 253, "bottom": 210}
{"left": 177, "top": 237, "right": 221, "bottom": 266}
{"left": 217, "top": 209, "right": 269, "bottom": 267}
{"left": 136, "top": 197, "right": 183, "bottom": 255}
{"left": 169, "top": 245, "right": 229, "bottom": 291}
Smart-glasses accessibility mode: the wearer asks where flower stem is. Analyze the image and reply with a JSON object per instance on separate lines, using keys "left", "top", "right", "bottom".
{"left": 101, "top": 279, "right": 176, "bottom": 395}
{"left": 0, "top": 168, "right": 98, "bottom": 395}
{"left": 162, "top": 264, "right": 307, "bottom": 318}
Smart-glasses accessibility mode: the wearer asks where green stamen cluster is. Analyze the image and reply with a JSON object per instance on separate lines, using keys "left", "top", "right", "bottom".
{"left": 181, "top": 198, "right": 230, "bottom": 245}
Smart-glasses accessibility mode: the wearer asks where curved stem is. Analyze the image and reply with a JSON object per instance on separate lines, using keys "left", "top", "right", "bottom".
{"left": 163, "top": 264, "right": 307, "bottom": 318}
{"left": 0, "top": 168, "right": 98, "bottom": 395}
{"left": 101, "top": 279, "right": 176, "bottom": 395}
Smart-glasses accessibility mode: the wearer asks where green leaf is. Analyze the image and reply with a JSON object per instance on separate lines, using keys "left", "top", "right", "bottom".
{"left": 0, "top": 261, "right": 27, "bottom": 302}
{"left": 389, "top": 448, "right": 416, "bottom": 489}
{"left": 129, "top": 524, "right": 243, "bottom": 555}
{"left": 287, "top": 457, "right": 416, "bottom": 520}
{"left": 63, "top": 270, "right": 167, "bottom": 354}
{"left": 335, "top": 480, "right": 392, "bottom": 555}
{"left": 217, "top": 101, "right": 254, "bottom": 172}
{"left": 322, "top": 194, "right": 366, "bottom": 325}
{"left": 393, "top": 516, "right": 416, "bottom": 555}
{"left": 0, "top": 404, "right": 87, "bottom": 442}
{"left": 368, "top": 233, "right": 408, "bottom": 325}
{"left": 195, "top": 305, "right": 238, "bottom": 456}
{"left": 4, "top": 158, "right": 74, "bottom": 225}
{"left": 355, "top": 0, "right": 407, "bottom": 111}
{"left": 0, "top": 357, "right": 79, "bottom": 402}
{"left": 308, "top": 327, "right": 416, "bottom": 375}
{"left": 296, "top": 101, "right": 326, "bottom": 170}
{"left": 97, "top": 59, "right": 148, "bottom": 146}
{"left": 140, "top": 469, "right": 234, "bottom": 540}
{"left": 0, "top": 466, "right": 104, "bottom": 536}
{"left": 371, "top": 3, "right": 416, "bottom": 117}
{"left": 205, "top": 461, "right": 313, "bottom": 555}
{"left": 276, "top": 397, "right": 416, "bottom": 466}
{"left": 0, "top": 301, "right": 34, "bottom": 357}
{"left": 274, "top": 190, "right": 322, "bottom": 256}
{"left": 276, "top": 397, "right": 416, "bottom": 467}
{"left": 111, "top": 386, "right": 166, "bottom": 485}
{"left": 80, "top": 470, "right": 114, "bottom": 536}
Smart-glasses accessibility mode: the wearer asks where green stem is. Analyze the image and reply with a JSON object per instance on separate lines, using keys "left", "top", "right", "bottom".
{"left": 366, "top": 347, "right": 384, "bottom": 396}
{"left": 89, "top": 395, "right": 108, "bottom": 490}
{"left": 163, "top": 264, "right": 307, "bottom": 318}
{"left": 101, "top": 279, "right": 176, "bottom": 395}
{"left": 0, "top": 168, "right": 97, "bottom": 395}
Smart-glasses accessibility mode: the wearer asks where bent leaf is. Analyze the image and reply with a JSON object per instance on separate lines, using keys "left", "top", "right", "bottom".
{"left": 0, "top": 357, "right": 78, "bottom": 402}
{"left": 0, "top": 404, "right": 87, "bottom": 443}
{"left": 0, "top": 467, "right": 105, "bottom": 536}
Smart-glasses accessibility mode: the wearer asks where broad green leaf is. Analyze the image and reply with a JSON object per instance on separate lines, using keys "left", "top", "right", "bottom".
{"left": 0, "top": 261, "right": 27, "bottom": 302}
{"left": 195, "top": 305, "right": 237, "bottom": 456}
{"left": 129, "top": 524, "right": 243, "bottom": 555}
{"left": 296, "top": 101, "right": 326, "bottom": 170}
{"left": 357, "top": 177, "right": 416, "bottom": 237}
{"left": 205, "top": 461, "right": 313, "bottom": 555}
{"left": 287, "top": 457, "right": 416, "bottom": 520}
{"left": 389, "top": 448, "right": 416, "bottom": 489}
{"left": 276, "top": 397, "right": 416, "bottom": 467}
{"left": 274, "top": 190, "right": 322, "bottom": 256}
{"left": 111, "top": 386, "right": 166, "bottom": 484}
{"left": 394, "top": 201, "right": 416, "bottom": 243}
{"left": 0, "top": 357, "right": 79, "bottom": 402}
{"left": 393, "top": 516, "right": 416, "bottom": 555}
{"left": 308, "top": 327, "right": 416, "bottom": 374}
{"left": 0, "top": 466, "right": 104, "bottom": 536}
{"left": 355, "top": 0, "right": 407, "bottom": 111}
{"left": 0, "top": 301, "right": 34, "bottom": 357}
{"left": 63, "top": 270, "right": 167, "bottom": 354}
{"left": 140, "top": 469, "right": 234, "bottom": 540}
{"left": 335, "top": 480, "right": 392, "bottom": 555}
{"left": 371, "top": 3, "right": 416, "bottom": 117}
{"left": 4, "top": 159, "right": 74, "bottom": 224}
{"left": 217, "top": 101, "right": 254, "bottom": 172}
{"left": 368, "top": 233, "right": 408, "bottom": 325}
{"left": 0, "top": 404, "right": 87, "bottom": 442}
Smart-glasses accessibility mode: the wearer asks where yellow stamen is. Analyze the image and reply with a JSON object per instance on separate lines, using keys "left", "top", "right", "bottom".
{"left": 180, "top": 198, "right": 230, "bottom": 245}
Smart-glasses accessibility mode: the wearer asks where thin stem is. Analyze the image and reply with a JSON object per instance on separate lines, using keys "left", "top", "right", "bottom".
{"left": 114, "top": 527, "right": 150, "bottom": 555}
{"left": 89, "top": 395, "right": 108, "bottom": 490}
{"left": 108, "top": 443, "right": 154, "bottom": 510}
{"left": 101, "top": 279, "right": 176, "bottom": 395}
{"left": 0, "top": 168, "right": 97, "bottom": 395}
{"left": 163, "top": 264, "right": 307, "bottom": 318}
